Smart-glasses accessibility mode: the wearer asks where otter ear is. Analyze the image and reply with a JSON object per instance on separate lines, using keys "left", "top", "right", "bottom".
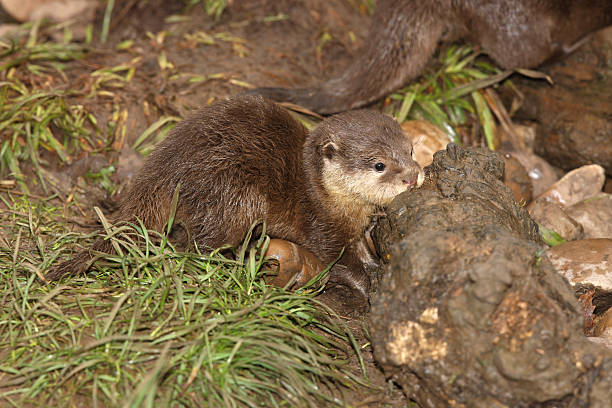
{"left": 321, "top": 141, "right": 338, "bottom": 160}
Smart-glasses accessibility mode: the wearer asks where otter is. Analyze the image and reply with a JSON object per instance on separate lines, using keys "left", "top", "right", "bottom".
{"left": 46, "top": 95, "right": 424, "bottom": 299}
{"left": 251, "top": 0, "right": 612, "bottom": 114}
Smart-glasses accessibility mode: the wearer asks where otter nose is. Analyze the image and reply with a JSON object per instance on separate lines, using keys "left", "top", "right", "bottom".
{"left": 402, "top": 169, "right": 424, "bottom": 189}
{"left": 402, "top": 177, "right": 417, "bottom": 188}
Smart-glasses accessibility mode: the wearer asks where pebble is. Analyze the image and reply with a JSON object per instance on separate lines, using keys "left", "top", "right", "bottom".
{"left": 546, "top": 239, "right": 612, "bottom": 290}
{"left": 566, "top": 193, "right": 612, "bottom": 239}
{"left": 528, "top": 164, "right": 605, "bottom": 211}
{"left": 401, "top": 120, "right": 450, "bottom": 168}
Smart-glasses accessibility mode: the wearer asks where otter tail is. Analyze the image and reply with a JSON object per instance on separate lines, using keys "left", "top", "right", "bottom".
{"left": 45, "top": 237, "right": 114, "bottom": 281}
{"left": 249, "top": 2, "right": 446, "bottom": 114}
{"left": 245, "top": 86, "right": 333, "bottom": 114}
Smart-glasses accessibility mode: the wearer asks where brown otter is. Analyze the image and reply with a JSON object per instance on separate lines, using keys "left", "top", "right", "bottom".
{"left": 251, "top": 0, "right": 612, "bottom": 114}
{"left": 46, "top": 95, "right": 424, "bottom": 299}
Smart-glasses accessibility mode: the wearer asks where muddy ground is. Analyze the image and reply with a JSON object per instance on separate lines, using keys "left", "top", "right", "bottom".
{"left": 3, "top": 0, "right": 611, "bottom": 406}
{"left": 89, "top": 0, "right": 372, "bottom": 142}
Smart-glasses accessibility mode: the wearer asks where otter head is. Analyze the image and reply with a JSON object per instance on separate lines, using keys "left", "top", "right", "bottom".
{"left": 310, "top": 110, "right": 424, "bottom": 209}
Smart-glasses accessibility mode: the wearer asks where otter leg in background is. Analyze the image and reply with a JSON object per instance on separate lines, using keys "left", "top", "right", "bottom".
{"left": 250, "top": 0, "right": 450, "bottom": 114}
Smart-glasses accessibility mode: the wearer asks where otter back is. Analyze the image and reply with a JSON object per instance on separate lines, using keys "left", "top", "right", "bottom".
{"left": 120, "top": 96, "right": 312, "bottom": 250}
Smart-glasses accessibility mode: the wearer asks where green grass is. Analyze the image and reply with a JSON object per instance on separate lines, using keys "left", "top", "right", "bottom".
{"left": 133, "top": 116, "right": 181, "bottom": 157}
{"left": 0, "top": 24, "right": 95, "bottom": 193}
{"left": 386, "top": 44, "right": 518, "bottom": 150}
{"left": 0, "top": 20, "right": 148, "bottom": 194}
{"left": 538, "top": 224, "right": 567, "bottom": 247}
{"left": 0, "top": 81, "right": 96, "bottom": 192}
{"left": 0, "top": 194, "right": 366, "bottom": 407}
{"left": 0, "top": 21, "right": 86, "bottom": 73}
{"left": 183, "top": 0, "right": 228, "bottom": 20}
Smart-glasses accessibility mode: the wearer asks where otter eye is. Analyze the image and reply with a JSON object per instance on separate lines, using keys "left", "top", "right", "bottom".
{"left": 374, "top": 162, "right": 386, "bottom": 172}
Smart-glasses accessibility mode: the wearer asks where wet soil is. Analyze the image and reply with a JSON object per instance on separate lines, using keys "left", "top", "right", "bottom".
{"left": 5, "top": 0, "right": 611, "bottom": 406}
{"left": 102, "top": 0, "right": 370, "bottom": 116}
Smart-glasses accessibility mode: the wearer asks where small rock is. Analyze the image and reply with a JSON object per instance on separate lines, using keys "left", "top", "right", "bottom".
{"left": 501, "top": 152, "right": 532, "bottom": 204}
{"left": 527, "top": 164, "right": 605, "bottom": 211}
{"left": 511, "top": 150, "right": 560, "bottom": 199}
{"left": 1, "top": 0, "right": 96, "bottom": 23}
{"left": 565, "top": 193, "right": 612, "bottom": 239}
{"left": 587, "top": 336, "right": 612, "bottom": 350}
{"left": 401, "top": 120, "right": 450, "bottom": 168}
{"left": 546, "top": 239, "right": 612, "bottom": 290}
{"left": 604, "top": 177, "right": 612, "bottom": 194}
{"left": 528, "top": 201, "right": 583, "bottom": 241}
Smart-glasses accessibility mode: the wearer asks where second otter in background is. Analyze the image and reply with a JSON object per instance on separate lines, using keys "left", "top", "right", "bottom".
{"left": 46, "top": 95, "right": 424, "bottom": 301}
{"left": 251, "top": 0, "right": 612, "bottom": 114}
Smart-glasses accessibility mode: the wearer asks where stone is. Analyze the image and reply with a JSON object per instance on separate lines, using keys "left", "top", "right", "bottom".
{"left": 566, "top": 193, "right": 612, "bottom": 239}
{"left": 547, "top": 238, "right": 612, "bottom": 290}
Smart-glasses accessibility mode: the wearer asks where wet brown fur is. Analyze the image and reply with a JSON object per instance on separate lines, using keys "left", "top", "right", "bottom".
{"left": 251, "top": 0, "right": 612, "bottom": 114}
{"left": 47, "top": 95, "right": 423, "bottom": 299}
